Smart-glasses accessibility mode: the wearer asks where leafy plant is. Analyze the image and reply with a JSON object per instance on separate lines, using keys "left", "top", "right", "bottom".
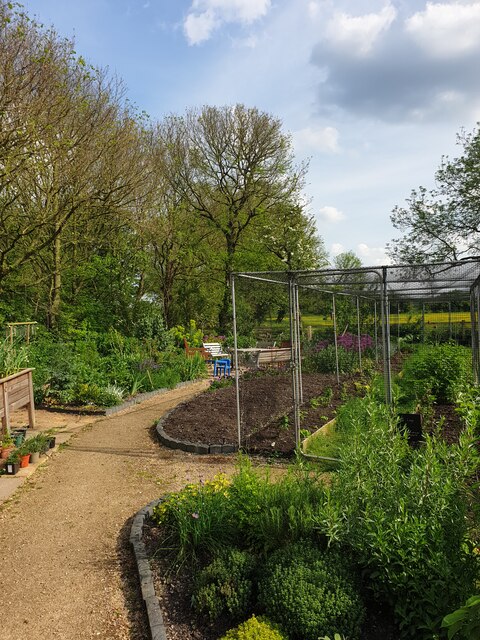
{"left": 441, "top": 595, "right": 480, "bottom": 639}
{"left": 0, "top": 339, "right": 29, "bottom": 377}
{"left": 315, "top": 394, "right": 480, "bottom": 639}
{"left": 258, "top": 541, "right": 364, "bottom": 640}
{"left": 220, "top": 615, "right": 287, "bottom": 640}
{"left": 192, "top": 548, "right": 255, "bottom": 621}
{"left": 398, "top": 343, "right": 471, "bottom": 405}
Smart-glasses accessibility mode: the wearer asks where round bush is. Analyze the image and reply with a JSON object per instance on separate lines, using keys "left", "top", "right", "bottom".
{"left": 192, "top": 548, "right": 255, "bottom": 622}
{"left": 220, "top": 615, "right": 287, "bottom": 640}
{"left": 258, "top": 542, "right": 364, "bottom": 640}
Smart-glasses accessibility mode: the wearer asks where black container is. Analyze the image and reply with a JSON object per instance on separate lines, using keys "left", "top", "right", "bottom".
{"left": 398, "top": 413, "right": 423, "bottom": 447}
{"left": 48, "top": 437, "right": 56, "bottom": 449}
{"left": 5, "top": 462, "right": 20, "bottom": 475}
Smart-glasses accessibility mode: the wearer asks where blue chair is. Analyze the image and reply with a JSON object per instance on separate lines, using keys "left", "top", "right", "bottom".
{"left": 214, "top": 358, "right": 231, "bottom": 377}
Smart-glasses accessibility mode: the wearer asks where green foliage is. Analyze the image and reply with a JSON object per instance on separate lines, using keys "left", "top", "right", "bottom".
{"left": 169, "top": 320, "right": 203, "bottom": 348}
{"left": 398, "top": 343, "right": 472, "bottom": 405}
{"left": 0, "top": 339, "right": 29, "bottom": 377}
{"left": 151, "top": 459, "right": 326, "bottom": 562}
{"left": 192, "top": 548, "right": 255, "bottom": 621}
{"left": 152, "top": 473, "right": 235, "bottom": 565}
{"left": 27, "top": 327, "right": 205, "bottom": 407}
{"left": 441, "top": 595, "right": 480, "bottom": 640}
{"left": 220, "top": 615, "right": 287, "bottom": 640}
{"left": 315, "top": 395, "right": 480, "bottom": 639}
{"left": 258, "top": 541, "right": 364, "bottom": 640}
{"left": 303, "top": 345, "right": 358, "bottom": 375}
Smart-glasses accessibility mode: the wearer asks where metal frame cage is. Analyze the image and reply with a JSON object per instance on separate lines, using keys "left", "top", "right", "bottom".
{"left": 231, "top": 258, "right": 480, "bottom": 450}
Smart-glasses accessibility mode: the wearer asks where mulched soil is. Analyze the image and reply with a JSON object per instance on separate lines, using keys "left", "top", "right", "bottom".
{"left": 162, "top": 370, "right": 365, "bottom": 455}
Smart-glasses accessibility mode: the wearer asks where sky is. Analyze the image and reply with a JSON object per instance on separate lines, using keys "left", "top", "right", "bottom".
{"left": 18, "top": 0, "right": 480, "bottom": 265}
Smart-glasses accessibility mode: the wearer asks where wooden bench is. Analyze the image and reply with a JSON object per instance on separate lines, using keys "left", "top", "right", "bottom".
{"left": 203, "top": 342, "right": 229, "bottom": 359}
{"left": 183, "top": 338, "right": 210, "bottom": 359}
{"left": 256, "top": 348, "right": 291, "bottom": 368}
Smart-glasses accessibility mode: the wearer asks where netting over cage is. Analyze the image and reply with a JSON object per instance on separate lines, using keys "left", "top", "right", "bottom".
{"left": 231, "top": 258, "right": 480, "bottom": 451}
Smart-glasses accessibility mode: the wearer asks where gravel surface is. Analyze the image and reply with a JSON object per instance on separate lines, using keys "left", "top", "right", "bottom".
{"left": 0, "top": 380, "right": 236, "bottom": 640}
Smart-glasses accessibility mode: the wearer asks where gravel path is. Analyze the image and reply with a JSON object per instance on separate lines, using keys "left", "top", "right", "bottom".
{"left": 0, "top": 381, "right": 236, "bottom": 640}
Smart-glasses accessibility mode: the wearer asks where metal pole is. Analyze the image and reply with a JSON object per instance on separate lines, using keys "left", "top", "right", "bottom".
{"left": 356, "top": 296, "right": 362, "bottom": 371}
{"left": 332, "top": 294, "right": 340, "bottom": 383}
{"left": 231, "top": 275, "right": 242, "bottom": 450}
{"left": 289, "top": 276, "right": 301, "bottom": 449}
{"left": 397, "top": 303, "right": 400, "bottom": 347}
{"left": 448, "top": 302, "right": 452, "bottom": 340}
{"left": 422, "top": 303, "right": 425, "bottom": 343}
{"left": 374, "top": 300, "right": 378, "bottom": 362}
{"left": 295, "top": 283, "right": 303, "bottom": 404}
{"left": 381, "top": 267, "right": 392, "bottom": 405}
{"left": 470, "top": 289, "right": 477, "bottom": 383}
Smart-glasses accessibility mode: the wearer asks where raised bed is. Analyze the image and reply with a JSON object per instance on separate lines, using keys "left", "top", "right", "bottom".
{"left": 0, "top": 368, "right": 35, "bottom": 434}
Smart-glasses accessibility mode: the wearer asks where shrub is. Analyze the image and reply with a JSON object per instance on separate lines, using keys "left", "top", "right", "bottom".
{"left": 220, "top": 615, "right": 287, "bottom": 640}
{"left": 258, "top": 541, "right": 364, "bottom": 640}
{"left": 315, "top": 395, "right": 480, "bottom": 639}
{"left": 399, "top": 343, "right": 471, "bottom": 404}
{"left": 303, "top": 345, "right": 358, "bottom": 375}
{"left": 192, "top": 548, "right": 255, "bottom": 621}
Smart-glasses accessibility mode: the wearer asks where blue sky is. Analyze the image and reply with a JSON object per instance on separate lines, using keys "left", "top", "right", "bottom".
{"left": 21, "top": 0, "right": 480, "bottom": 265}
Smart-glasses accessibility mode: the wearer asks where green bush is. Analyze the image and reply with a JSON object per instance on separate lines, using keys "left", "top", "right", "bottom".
{"left": 258, "top": 541, "right": 364, "bottom": 640}
{"left": 315, "top": 395, "right": 480, "bottom": 639}
{"left": 220, "top": 615, "right": 287, "bottom": 640}
{"left": 399, "top": 343, "right": 471, "bottom": 404}
{"left": 303, "top": 345, "right": 358, "bottom": 375}
{"left": 192, "top": 548, "right": 255, "bottom": 621}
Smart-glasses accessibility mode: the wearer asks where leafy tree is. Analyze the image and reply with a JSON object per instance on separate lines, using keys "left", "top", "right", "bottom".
{"left": 389, "top": 125, "right": 480, "bottom": 263}
{"left": 159, "top": 104, "right": 308, "bottom": 331}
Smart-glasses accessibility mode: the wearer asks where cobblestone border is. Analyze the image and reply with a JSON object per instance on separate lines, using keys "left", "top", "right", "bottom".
{"left": 156, "top": 407, "right": 238, "bottom": 455}
{"left": 130, "top": 498, "right": 166, "bottom": 640}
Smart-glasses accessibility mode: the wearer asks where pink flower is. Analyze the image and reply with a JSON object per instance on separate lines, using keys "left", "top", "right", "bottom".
{"left": 191, "top": 512, "right": 199, "bottom": 519}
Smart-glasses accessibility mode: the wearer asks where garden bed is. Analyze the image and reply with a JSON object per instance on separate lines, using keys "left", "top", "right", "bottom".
{"left": 161, "top": 372, "right": 363, "bottom": 455}
{"left": 161, "top": 370, "right": 466, "bottom": 455}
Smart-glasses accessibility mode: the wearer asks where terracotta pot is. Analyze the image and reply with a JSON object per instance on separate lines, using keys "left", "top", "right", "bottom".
{"left": 20, "top": 453, "right": 30, "bottom": 468}
{"left": 1, "top": 446, "right": 15, "bottom": 459}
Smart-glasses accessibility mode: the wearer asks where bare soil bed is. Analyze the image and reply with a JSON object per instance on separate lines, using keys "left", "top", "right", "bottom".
{"left": 162, "top": 370, "right": 466, "bottom": 455}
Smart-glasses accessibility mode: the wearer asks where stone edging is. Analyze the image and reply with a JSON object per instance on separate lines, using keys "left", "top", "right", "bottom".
{"left": 130, "top": 498, "right": 166, "bottom": 640}
{"left": 40, "top": 380, "right": 199, "bottom": 417}
{"left": 156, "top": 407, "right": 238, "bottom": 455}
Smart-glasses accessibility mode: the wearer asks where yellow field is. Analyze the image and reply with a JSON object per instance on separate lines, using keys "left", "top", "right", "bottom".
{"left": 265, "top": 311, "right": 471, "bottom": 330}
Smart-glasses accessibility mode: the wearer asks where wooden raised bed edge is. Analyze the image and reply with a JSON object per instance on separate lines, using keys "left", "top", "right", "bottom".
{"left": 301, "top": 418, "right": 340, "bottom": 463}
{"left": 0, "top": 368, "right": 35, "bottom": 435}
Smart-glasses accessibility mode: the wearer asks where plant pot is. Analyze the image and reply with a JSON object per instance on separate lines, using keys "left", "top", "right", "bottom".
{"left": 1, "top": 446, "right": 15, "bottom": 460}
{"left": 30, "top": 451, "right": 40, "bottom": 464}
{"left": 48, "top": 437, "right": 56, "bottom": 449}
{"left": 5, "top": 461, "right": 20, "bottom": 475}
{"left": 20, "top": 453, "right": 30, "bottom": 468}
{"left": 13, "top": 434, "right": 24, "bottom": 447}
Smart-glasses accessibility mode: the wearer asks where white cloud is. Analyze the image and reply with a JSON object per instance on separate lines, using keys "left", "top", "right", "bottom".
{"left": 184, "top": 0, "right": 271, "bottom": 44}
{"left": 184, "top": 11, "right": 218, "bottom": 45}
{"left": 319, "top": 206, "right": 345, "bottom": 223}
{"left": 356, "top": 243, "right": 391, "bottom": 265}
{"left": 308, "top": 1, "right": 320, "bottom": 19}
{"left": 330, "top": 243, "right": 345, "bottom": 257}
{"left": 405, "top": 2, "right": 480, "bottom": 59}
{"left": 325, "top": 3, "right": 397, "bottom": 57}
{"left": 293, "top": 126, "right": 340, "bottom": 152}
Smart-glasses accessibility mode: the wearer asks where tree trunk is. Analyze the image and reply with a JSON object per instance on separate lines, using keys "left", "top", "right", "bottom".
{"left": 218, "top": 240, "right": 235, "bottom": 333}
{"left": 47, "top": 231, "right": 62, "bottom": 329}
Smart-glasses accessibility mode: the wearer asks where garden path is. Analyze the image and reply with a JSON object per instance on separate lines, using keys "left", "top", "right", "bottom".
{"left": 0, "top": 380, "right": 236, "bottom": 640}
